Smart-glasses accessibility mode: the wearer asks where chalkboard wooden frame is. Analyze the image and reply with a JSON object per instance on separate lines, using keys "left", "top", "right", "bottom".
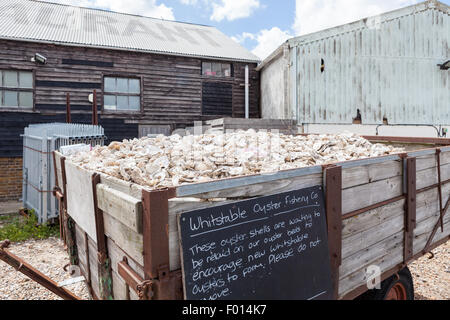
{"left": 178, "top": 186, "right": 334, "bottom": 300}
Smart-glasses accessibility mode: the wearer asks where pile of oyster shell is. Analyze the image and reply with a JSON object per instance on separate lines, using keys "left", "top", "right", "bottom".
{"left": 69, "top": 130, "right": 403, "bottom": 189}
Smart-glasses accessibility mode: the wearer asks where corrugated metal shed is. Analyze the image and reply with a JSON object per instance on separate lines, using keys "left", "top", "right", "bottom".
{"left": 0, "top": 0, "right": 260, "bottom": 63}
{"left": 259, "top": 0, "right": 449, "bottom": 125}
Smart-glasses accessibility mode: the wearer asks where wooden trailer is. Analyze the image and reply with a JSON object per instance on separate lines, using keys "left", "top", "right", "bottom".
{"left": 53, "top": 135, "right": 450, "bottom": 300}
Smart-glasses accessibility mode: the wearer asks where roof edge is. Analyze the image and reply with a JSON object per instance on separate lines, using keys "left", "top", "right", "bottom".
{"left": 0, "top": 36, "right": 261, "bottom": 64}
{"left": 289, "top": 0, "right": 449, "bottom": 46}
{"left": 258, "top": 0, "right": 449, "bottom": 70}
{"left": 256, "top": 41, "right": 289, "bottom": 71}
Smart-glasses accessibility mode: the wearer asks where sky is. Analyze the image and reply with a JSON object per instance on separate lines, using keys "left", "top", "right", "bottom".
{"left": 41, "top": 0, "right": 450, "bottom": 60}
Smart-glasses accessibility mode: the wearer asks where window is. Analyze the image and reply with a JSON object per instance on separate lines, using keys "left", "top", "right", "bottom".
{"left": 103, "top": 76, "right": 141, "bottom": 111}
{"left": 0, "top": 70, "right": 33, "bottom": 109}
{"left": 202, "top": 62, "right": 232, "bottom": 77}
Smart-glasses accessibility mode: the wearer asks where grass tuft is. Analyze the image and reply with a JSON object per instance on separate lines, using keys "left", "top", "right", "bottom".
{"left": 0, "top": 211, "right": 59, "bottom": 243}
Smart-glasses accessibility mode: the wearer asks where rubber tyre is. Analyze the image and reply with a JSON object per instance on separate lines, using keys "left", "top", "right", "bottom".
{"left": 356, "top": 267, "right": 414, "bottom": 300}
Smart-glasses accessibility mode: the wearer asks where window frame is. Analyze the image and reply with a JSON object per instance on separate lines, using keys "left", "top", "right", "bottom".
{"left": 0, "top": 68, "right": 35, "bottom": 112}
{"left": 102, "top": 74, "right": 143, "bottom": 114}
{"left": 201, "top": 61, "right": 234, "bottom": 79}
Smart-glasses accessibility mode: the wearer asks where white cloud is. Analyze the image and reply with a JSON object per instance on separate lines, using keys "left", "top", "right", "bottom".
{"left": 293, "top": 0, "right": 419, "bottom": 36}
{"left": 179, "top": 0, "right": 198, "bottom": 5}
{"left": 211, "top": 0, "right": 261, "bottom": 22}
{"left": 42, "top": 0, "right": 175, "bottom": 20}
{"left": 231, "top": 32, "right": 256, "bottom": 44}
{"left": 234, "top": 27, "right": 292, "bottom": 60}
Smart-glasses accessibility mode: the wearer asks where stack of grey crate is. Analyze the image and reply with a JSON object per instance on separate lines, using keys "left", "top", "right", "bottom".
{"left": 22, "top": 123, "right": 106, "bottom": 223}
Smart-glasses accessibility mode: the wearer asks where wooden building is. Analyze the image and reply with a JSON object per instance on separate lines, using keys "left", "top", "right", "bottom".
{"left": 0, "top": 0, "right": 260, "bottom": 201}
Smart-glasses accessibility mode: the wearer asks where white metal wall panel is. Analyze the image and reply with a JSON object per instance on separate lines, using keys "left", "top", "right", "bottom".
{"left": 292, "top": 4, "right": 449, "bottom": 125}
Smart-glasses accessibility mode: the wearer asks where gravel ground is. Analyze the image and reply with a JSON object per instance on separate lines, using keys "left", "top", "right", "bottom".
{"left": 0, "top": 237, "right": 90, "bottom": 300}
{"left": 0, "top": 238, "right": 448, "bottom": 300}
{"left": 409, "top": 240, "right": 450, "bottom": 300}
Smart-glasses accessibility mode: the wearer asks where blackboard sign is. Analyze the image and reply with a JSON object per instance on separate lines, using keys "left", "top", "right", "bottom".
{"left": 178, "top": 186, "right": 334, "bottom": 300}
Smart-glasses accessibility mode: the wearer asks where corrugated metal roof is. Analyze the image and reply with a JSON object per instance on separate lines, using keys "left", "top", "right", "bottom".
{"left": 0, "top": 0, "right": 260, "bottom": 63}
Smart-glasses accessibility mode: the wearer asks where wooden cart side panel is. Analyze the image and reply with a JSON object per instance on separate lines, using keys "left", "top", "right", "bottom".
{"left": 339, "top": 150, "right": 450, "bottom": 299}
{"left": 341, "top": 160, "right": 402, "bottom": 189}
{"left": 98, "top": 173, "right": 144, "bottom": 200}
{"left": 181, "top": 172, "right": 323, "bottom": 199}
{"left": 338, "top": 232, "right": 404, "bottom": 297}
{"left": 413, "top": 208, "right": 450, "bottom": 256}
{"left": 74, "top": 224, "right": 100, "bottom": 299}
{"left": 415, "top": 151, "right": 450, "bottom": 171}
{"left": 65, "top": 161, "right": 97, "bottom": 240}
{"left": 103, "top": 213, "right": 144, "bottom": 267}
{"left": 341, "top": 150, "right": 450, "bottom": 215}
{"left": 339, "top": 185, "right": 449, "bottom": 278}
{"left": 342, "top": 176, "right": 403, "bottom": 214}
{"left": 342, "top": 199, "right": 405, "bottom": 239}
{"left": 54, "top": 152, "right": 64, "bottom": 190}
{"left": 417, "top": 163, "right": 450, "bottom": 189}
{"left": 341, "top": 209, "right": 405, "bottom": 260}
{"left": 96, "top": 183, "right": 143, "bottom": 234}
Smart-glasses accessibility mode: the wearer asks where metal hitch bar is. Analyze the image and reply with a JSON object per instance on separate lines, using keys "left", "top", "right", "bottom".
{"left": 0, "top": 240, "right": 81, "bottom": 300}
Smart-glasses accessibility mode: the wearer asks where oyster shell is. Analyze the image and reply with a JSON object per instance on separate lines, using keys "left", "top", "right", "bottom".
{"left": 69, "top": 130, "right": 404, "bottom": 190}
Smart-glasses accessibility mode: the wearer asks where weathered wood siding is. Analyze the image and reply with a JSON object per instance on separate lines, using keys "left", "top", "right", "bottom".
{"left": 0, "top": 39, "right": 259, "bottom": 157}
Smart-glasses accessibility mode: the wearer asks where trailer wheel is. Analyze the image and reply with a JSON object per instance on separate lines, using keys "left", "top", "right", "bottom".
{"left": 356, "top": 267, "right": 414, "bottom": 300}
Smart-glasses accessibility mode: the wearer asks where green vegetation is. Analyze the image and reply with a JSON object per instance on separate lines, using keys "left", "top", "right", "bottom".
{"left": 0, "top": 212, "right": 59, "bottom": 243}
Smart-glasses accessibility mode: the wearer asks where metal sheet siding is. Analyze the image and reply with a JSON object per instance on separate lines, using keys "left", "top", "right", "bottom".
{"left": 292, "top": 4, "right": 449, "bottom": 125}
{"left": 0, "top": 0, "right": 259, "bottom": 63}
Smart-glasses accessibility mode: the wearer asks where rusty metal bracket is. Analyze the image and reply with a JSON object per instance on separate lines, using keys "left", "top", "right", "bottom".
{"left": 0, "top": 240, "right": 81, "bottom": 300}
{"left": 324, "top": 165, "right": 342, "bottom": 300}
{"left": 436, "top": 149, "right": 445, "bottom": 232}
{"left": 141, "top": 188, "right": 183, "bottom": 300}
{"left": 92, "top": 173, "right": 114, "bottom": 300}
{"left": 421, "top": 149, "right": 450, "bottom": 254}
{"left": 422, "top": 194, "right": 450, "bottom": 254}
{"left": 403, "top": 157, "right": 417, "bottom": 263}
{"left": 118, "top": 257, "right": 155, "bottom": 300}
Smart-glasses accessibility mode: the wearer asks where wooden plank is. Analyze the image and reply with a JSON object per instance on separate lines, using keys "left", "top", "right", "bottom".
{"left": 415, "top": 151, "right": 450, "bottom": 171}
{"left": 342, "top": 212, "right": 404, "bottom": 259}
{"left": 342, "top": 176, "right": 403, "bottom": 214}
{"left": 340, "top": 231, "right": 404, "bottom": 280}
{"left": 110, "top": 269, "right": 129, "bottom": 301}
{"left": 86, "top": 236, "right": 100, "bottom": 299}
{"left": 107, "top": 237, "right": 144, "bottom": 279}
{"left": 99, "top": 173, "right": 144, "bottom": 199}
{"left": 413, "top": 211, "right": 450, "bottom": 255}
{"left": 338, "top": 236, "right": 404, "bottom": 298}
{"left": 97, "top": 184, "right": 143, "bottom": 234}
{"left": 180, "top": 172, "right": 322, "bottom": 199}
{"left": 342, "top": 199, "right": 405, "bottom": 239}
{"left": 103, "top": 213, "right": 144, "bottom": 267}
{"left": 65, "top": 161, "right": 97, "bottom": 240}
{"left": 341, "top": 160, "right": 402, "bottom": 189}
{"left": 54, "top": 152, "right": 64, "bottom": 190}
{"left": 416, "top": 162, "right": 450, "bottom": 190}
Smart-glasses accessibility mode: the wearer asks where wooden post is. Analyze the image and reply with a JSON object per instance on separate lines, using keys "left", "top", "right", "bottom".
{"left": 60, "top": 157, "right": 78, "bottom": 264}
{"left": 92, "top": 90, "right": 98, "bottom": 125}
{"left": 66, "top": 93, "right": 71, "bottom": 124}
{"left": 91, "top": 173, "right": 114, "bottom": 300}
{"left": 141, "top": 188, "right": 183, "bottom": 300}
{"left": 403, "top": 157, "right": 416, "bottom": 263}
{"left": 324, "top": 165, "right": 342, "bottom": 300}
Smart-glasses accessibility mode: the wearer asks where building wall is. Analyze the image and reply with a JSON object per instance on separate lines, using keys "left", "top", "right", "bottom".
{"left": 294, "top": 6, "right": 449, "bottom": 125}
{"left": 261, "top": 2, "right": 449, "bottom": 126}
{"left": 260, "top": 46, "right": 291, "bottom": 120}
{"left": 0, "top": 157, "right": 22, "bottom": 201}
{"left": 0, "top": 38, "right": 260, "bottom": 157}
{"left": 0, "top": 39, "right": 259, "bottom": 201}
